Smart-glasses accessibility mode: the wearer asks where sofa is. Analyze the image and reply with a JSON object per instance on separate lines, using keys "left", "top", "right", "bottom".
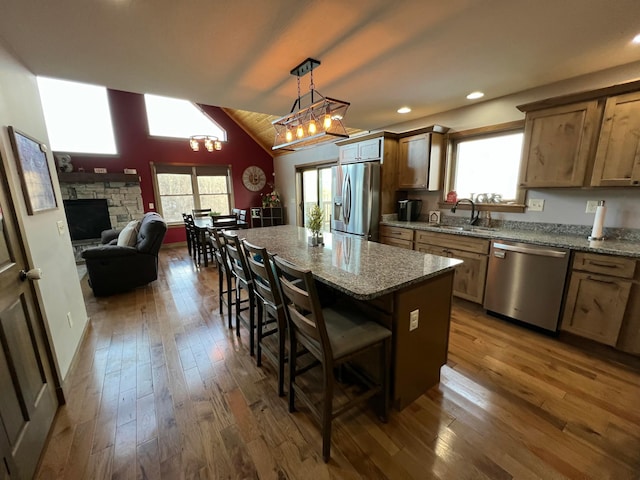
{"left": 81, "top": 212, "right": 167, "bottom": 296}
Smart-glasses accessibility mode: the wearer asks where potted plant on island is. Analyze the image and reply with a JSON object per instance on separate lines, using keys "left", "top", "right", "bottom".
{"left": 306, "top": 204, "right": 324, "bottom": 246}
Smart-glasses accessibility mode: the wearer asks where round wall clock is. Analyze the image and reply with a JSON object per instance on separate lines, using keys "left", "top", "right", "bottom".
{"left": 242, "top": 166, "right": 266, "bottom": 191}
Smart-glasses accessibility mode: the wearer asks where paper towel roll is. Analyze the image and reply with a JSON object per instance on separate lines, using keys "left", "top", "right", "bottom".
{"left": 589, "top": 201, "right": 606, "bottom": 240}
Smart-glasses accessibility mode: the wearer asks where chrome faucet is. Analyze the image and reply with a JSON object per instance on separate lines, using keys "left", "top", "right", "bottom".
{"left": 451, "top": 198, "right": 480, "bottom": 225}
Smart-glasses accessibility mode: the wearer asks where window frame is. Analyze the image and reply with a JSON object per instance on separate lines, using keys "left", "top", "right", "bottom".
{"left": 441, "top": 120, "right": 526, "bottom": 213}
{"left": 150, "top": 162, "right": 234, "bottom": 225}
{"left": 295, "top": 161, "right": 335, "bottom": 229}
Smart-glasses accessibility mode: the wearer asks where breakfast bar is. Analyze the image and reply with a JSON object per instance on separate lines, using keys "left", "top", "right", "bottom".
{"left": 237, "top": 225, "right": 463, "bottom": 409}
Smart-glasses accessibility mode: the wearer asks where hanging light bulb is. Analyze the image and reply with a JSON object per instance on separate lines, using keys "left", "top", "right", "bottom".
{"left": 308, "top": 118, "right": 317, "bottom": 135}
{"left": 204, "top": 137, "right": 214, "bottom": 152}
{"left": 296, "top": 123, "right": 304, "bottom": 139}
{"left": 323, "top": 106, "right": 332, "bottom": 130}
{"left": 190, "top": 137, "right": 199, "bottom": 151}
{"left": 285, "top": 126, "right": 293, "bottom": 143}
{"left": 214, "top": 141, "right": 222, "bottom": 151}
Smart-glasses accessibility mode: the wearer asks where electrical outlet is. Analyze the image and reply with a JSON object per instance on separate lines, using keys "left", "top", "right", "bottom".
{"left": 56, "top": 220, "right": 65, "bottom": 235}
{"left": 585, "top": 200, "right": 599, "bottom": 213}
{"left": 527, "top": 198, "right": 544, "bottom": 211}
{"left": 148, "top": 202, "right": 155, "bottom": 209}
{"left": 409, "top": 309, "right": 419, "bottom": 331}
{"left": 67, "top": 312, "right": 73, "bottom": 328}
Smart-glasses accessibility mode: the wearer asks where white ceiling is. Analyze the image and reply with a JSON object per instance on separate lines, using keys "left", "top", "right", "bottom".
{"left": 1, "top": 0, "right": 640, "bottom": 131}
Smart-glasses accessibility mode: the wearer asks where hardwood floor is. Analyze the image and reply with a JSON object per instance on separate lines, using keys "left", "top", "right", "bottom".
{"left": 36, "top": 246, "right": 640, "bottom": 479}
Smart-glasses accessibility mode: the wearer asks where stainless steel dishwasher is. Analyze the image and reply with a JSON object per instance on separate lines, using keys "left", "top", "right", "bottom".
{"left": 483, "top": 240, "right": 570, "bottom": 332}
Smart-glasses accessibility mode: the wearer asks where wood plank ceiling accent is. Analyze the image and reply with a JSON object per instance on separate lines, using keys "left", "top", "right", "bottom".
{"left": 223, "top": 107, "right": 363, "bottom": 157}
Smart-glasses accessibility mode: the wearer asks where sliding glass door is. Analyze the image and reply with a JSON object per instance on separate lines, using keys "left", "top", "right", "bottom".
{"left": 299, "top": 165, "right": 333, "bottom": 232}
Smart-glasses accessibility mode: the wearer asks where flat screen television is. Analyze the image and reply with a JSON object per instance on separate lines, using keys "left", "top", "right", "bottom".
{"left": 63, "top": 199, "right": 112, "bottom": 241}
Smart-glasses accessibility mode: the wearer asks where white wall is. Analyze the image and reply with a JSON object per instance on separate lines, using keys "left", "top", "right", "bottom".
{"left": 0, "top": 42, "right": 89, "bottom": 381}
{"left": 275, "top": 61, "right": 640, "bottom": 229}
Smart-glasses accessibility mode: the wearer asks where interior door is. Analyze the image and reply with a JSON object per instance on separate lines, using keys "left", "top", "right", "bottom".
{"left": 0, "top": 152, "right": 58, "bottom": 479}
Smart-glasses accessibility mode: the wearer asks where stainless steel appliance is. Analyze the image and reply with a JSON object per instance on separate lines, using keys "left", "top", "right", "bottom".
{"left": 331, "top": 162, "right": 380, "bottom": 240}
{"left": 398, "top": 199, "right": 422, "bottom": 221}
{"left": 483, "top": 240, "right": 570, "bottom": 331}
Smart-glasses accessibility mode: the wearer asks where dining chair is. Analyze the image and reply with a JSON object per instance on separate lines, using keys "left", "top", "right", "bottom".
{"left": 272, "top": 255, "right": 392, "bottom": 463}
{"left": 221, "top": 231, "right": 256, "bottom": 355}
{"left": 192, "top": 208, "right": 212, "bottom": 219}
{"left": 209, "top": 228, "right": 235, "bottom": 328}
{"left": 241, "top": 239, "right": 287, "bottom": 396}
{"left": 182, "top": 213, "right": 194, "bottom": 258}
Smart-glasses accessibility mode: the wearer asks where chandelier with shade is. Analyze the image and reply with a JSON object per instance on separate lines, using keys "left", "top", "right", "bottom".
{"left": 272, "top": 58, "right": 350, "bottom": 151}
{"left": 189, "top": 135, "right": 222, "bottom": 152}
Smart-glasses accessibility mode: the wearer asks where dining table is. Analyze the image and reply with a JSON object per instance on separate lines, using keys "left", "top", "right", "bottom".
{"left": 235, "top": 225, "right": 463, "bottom": 410}
{"left": 192, "top": 216, "right": 248, "bottom": 266}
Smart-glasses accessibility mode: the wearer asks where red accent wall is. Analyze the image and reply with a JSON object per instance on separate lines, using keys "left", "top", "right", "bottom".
{"left": 68, "top": 89, "right": 274, "bottom": 243}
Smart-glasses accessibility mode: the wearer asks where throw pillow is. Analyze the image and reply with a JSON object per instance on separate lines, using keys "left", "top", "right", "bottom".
{"left": 117, "top": 220, "right": 141, "bottom": 247}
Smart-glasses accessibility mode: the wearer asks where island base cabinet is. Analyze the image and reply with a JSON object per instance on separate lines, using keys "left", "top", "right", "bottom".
{"left": 561, "top": 272, "right": 631, "bottom": 346}
{"left": 391, "top": 270, "right": 454, "bottom": 410}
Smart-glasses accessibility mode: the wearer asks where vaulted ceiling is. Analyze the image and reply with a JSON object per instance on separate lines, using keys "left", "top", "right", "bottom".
{"left": 1, "top": 0, "right": 640, "bottom": 155}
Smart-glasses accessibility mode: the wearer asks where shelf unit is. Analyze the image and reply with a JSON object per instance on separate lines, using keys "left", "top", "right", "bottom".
{"left": 250, "top": 207, "right": 285, "bottom": 228}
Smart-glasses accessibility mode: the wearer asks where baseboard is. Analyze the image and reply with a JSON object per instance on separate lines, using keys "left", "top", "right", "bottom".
{"left": 58, "top": 315, "right": 92, "bottom": 405}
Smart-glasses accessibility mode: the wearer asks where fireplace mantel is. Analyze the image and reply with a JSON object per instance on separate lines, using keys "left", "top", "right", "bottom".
{"left": 58, "top": 172, "right": 140, "bottom": 183}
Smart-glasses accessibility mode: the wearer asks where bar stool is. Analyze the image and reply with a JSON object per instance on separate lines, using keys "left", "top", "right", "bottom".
{"left": 182, "top": 213, "right": 194, "bottom": 258}
{"left": 273, "top": 255, "right": 392, "bottom": 463}
{"left": 242, "top": 239, "right": 287, "bottom": 396}
{"left": 222, "top": 231, "right": 256, "bottom": 356}
{"left": 209, "top": 228, "right": 235, "bottom": 329}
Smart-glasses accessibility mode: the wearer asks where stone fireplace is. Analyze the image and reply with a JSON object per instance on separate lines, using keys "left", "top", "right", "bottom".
{"left": 58, "top": 172, "right": 143, "bottom": 260}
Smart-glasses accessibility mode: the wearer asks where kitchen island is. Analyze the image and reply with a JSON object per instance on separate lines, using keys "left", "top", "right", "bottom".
{"left": 237, "top": 225, "right": 462, "bottom": 410}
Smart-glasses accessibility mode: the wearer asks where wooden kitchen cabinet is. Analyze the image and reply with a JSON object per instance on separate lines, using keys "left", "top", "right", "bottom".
{"left": 590, "top": 90, "right": 640, "bottom": 187}
{"left": 414, "top": 230, "right": 489, "bottom": 304}
{"left": 561, "top": 252, "right": 636, "bottom": 346}
{"left": 379, "top": 225, "right": 413, "bottom": 249}
{"left": 518, "top": 101, "right": 601, "bottom": 188}
{"left": 337, "top": 132, "right": 399, "bottom": 214}
{"left": 398, "top": 128, "right": 446, "bottom": 190}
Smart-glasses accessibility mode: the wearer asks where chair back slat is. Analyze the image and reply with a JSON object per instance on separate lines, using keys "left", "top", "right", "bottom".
{"left": 221, "top": 231, "right": 251, "bottom": 283}
{"left": 242, "top": 241, "right": 279, "bottom": 307}
{"left": 192, "top": 208, "right": 211, "bottom": 219}
{"left": 273, "top": 256, "right": 330, "bottom": 356}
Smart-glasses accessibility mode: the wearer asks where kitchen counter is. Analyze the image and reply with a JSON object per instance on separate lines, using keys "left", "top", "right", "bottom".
{"left": 381, "top": 220, "right": 640, "bottom": 258}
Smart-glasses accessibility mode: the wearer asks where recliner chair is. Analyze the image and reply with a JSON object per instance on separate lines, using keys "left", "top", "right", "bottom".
{"left": 81, "top": 212, "right": 167, "bottom": 296}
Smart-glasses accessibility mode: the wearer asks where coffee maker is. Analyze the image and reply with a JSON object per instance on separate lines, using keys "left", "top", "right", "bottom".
{"left": 398, "top": 199, "right": 422, "bottom": 221}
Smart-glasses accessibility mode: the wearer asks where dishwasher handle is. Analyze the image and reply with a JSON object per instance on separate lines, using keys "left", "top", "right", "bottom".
{"left": 493, "top": 242, "right": 568, "bottom": 258}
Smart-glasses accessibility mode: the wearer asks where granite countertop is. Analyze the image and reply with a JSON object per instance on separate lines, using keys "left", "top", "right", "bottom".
{"left": 381, "top": 220, "right": 640, "bottom": 258}
{"left": 238, "top": 225, "right": 462, "bottom": 300}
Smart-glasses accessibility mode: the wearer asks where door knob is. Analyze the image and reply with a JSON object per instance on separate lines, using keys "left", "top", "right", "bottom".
{"left": 19, "top": 268, "right": 43, "bottom": 281}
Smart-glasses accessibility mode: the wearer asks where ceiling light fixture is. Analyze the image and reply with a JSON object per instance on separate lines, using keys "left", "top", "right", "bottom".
{"left": 397, "top": 107, "right": 411, "bottom": 114}
{"left": 633, "top": 33, "right": 640, "bottom": 44}
{"left": 189, "top": 135, "right": 222, "bottom": 152}
{"left": 466, "top": 91, "right": 485, "bottom": 100}
{"left": 272, "top": 58, "right": 350, "bottom": 151}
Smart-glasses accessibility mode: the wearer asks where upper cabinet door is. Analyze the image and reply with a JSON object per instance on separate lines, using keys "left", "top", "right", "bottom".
{"left": 519, "top": 101, "right": 600, "bottom": 188}
{"left": 591, "top": 91, "right": 640, "bottom": 187}
{"left": 398, "top": 133, "right": 443, "bottom": 190}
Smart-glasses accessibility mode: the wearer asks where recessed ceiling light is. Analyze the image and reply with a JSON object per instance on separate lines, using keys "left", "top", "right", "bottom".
{"left": 466, "top": 91, "right": 484, "bottom": 100}
{"left": 633, "top": 33, "right": 640, "bottom": 44}
{"left": 397, "top": 107, "right": 411, "bottom": 114}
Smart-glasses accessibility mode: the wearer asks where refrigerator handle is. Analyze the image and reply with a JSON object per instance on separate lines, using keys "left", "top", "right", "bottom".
{"left": 343, "top": 173, "right": 352, "bottom": 225}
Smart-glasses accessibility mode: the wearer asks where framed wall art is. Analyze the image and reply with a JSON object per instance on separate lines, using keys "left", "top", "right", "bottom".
{"left": 8, "top": 126, "right": 58, "bottom": 214}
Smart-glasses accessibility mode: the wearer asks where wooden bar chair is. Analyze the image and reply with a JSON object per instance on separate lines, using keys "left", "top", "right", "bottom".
{"left": 182, "top": 213, "right": 194, "bottom": 258}
{"left": 241, "top": 239, "right": 287, "bottom": 396}
{"left": 273, "top": 255, "right": 392, "bottom": 463}
{"left": 209, "top": 228, "right": 235, "bottom": 328}
{"left": 222, "top": 231, "right": 256, "bottom": 356}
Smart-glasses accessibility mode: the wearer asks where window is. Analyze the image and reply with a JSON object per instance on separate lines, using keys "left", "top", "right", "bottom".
{"left": 446, "top": 121, "right": 525, "bottom": 210}
{"left": 151, "top": 163, "right": 232, "bottom": 223}
{"left": 144, "top": 94, "right": 226, "bottom": 140}
{"left": 37, "top": 77, "right": 117, "bottom": 154}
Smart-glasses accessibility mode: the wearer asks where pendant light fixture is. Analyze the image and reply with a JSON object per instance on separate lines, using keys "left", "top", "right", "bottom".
{"left": 189, "top": 135, "right": 222, "bottom": 152}
{"left": 272, "top": 58, "right": 350, "bottom": 151}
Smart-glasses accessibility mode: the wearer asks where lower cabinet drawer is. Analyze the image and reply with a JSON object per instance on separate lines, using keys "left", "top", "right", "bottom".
{"left": 380, "top": 225, "right": 413, "bottom": 241}
{"left": 382, "top": 236, "right": 413, "bottom": 249}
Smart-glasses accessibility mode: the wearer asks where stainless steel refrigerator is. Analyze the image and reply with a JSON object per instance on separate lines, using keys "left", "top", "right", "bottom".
{"left": 331, "top": 162, "right": 380, "bottom": 240}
